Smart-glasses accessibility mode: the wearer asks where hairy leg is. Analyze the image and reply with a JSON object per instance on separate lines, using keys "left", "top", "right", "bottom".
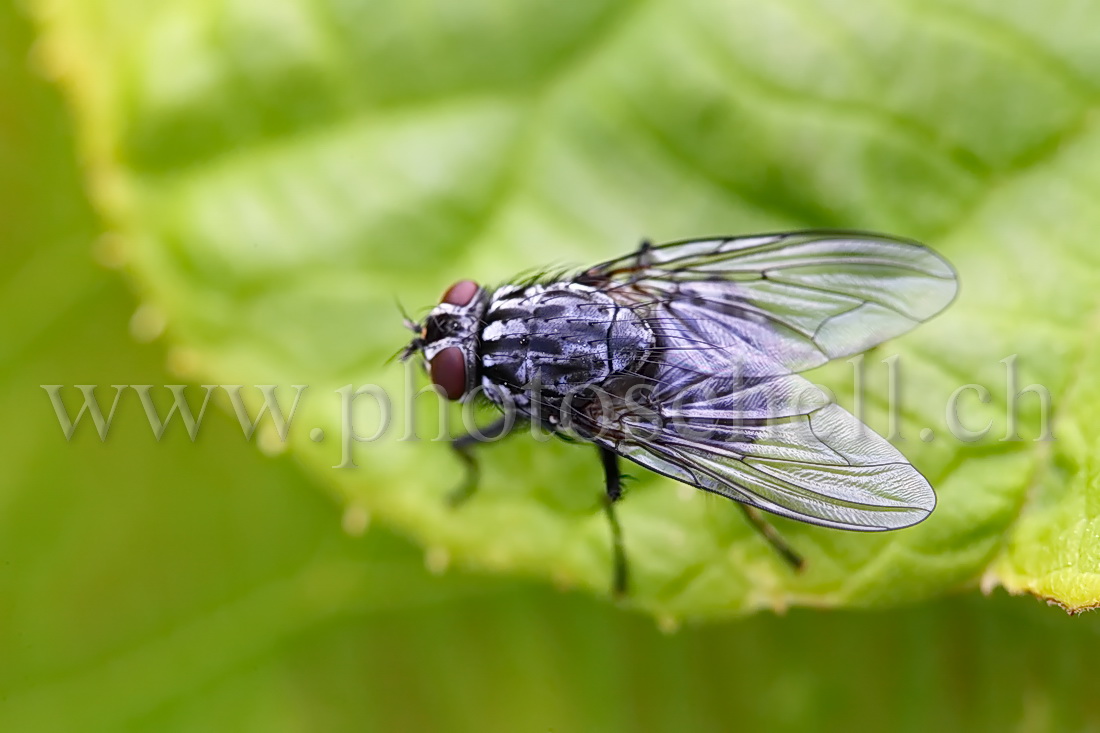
{"left": 737, "top": 504, "right": 805, "bottom": 570}
{"left": 448, "top": 416, "right": 517, "bottom": 507}
{"left": 599, "top": 447, "right": 629, "bottom": 597}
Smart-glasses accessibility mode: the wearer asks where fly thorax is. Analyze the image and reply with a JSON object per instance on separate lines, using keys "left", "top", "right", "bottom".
{"left": 479, "top": 283, "right": 654, "bottom": 406}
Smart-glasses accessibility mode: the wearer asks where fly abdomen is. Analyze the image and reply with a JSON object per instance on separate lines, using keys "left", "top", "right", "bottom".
{"left": 479, "top": 283, "right": 653, "bottom": 400}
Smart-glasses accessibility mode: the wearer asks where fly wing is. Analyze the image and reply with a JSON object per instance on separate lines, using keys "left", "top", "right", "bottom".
{"left": 582, "top": 366, "right": 934, "bottom": 531}
{"left": 578, "top": 231, "right": 957, "bottom": 374}
{"left": 571, "top": 288, "right": 935, "bottom": 529}
{"left": 615, "top": 403, "right": 933, "bottom": 531}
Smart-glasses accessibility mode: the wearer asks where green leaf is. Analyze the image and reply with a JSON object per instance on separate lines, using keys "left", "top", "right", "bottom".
{"left": 0, "top": 10, "right": 499, "bottom": 729}
{"left": 34, "top": 0, "right": 1100, "bottom": 617}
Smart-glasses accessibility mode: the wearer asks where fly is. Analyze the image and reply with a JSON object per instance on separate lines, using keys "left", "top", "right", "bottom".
{"left": 400, "top": 231, "right": 959, "bottom": 596}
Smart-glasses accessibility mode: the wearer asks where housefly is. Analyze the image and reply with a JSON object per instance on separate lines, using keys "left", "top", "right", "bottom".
{"left": 400, "top": 231, "right": 958, "bottom": 596}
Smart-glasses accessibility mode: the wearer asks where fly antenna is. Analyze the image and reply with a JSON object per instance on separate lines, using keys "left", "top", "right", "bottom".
{"left": 395, "top": 297, "right": 420, "bottom": 333}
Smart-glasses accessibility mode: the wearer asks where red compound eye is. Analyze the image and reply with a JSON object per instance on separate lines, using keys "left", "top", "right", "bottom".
{"left": 441, "top": 280, "right": 479, "bottom": 306}
{"left": 430, "top": 347, "right": 467, "bottom": 401}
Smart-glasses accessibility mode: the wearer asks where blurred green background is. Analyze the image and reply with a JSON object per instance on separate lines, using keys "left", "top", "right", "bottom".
{"left": 6, "top": 1, "right": 1100, "bottom": 730}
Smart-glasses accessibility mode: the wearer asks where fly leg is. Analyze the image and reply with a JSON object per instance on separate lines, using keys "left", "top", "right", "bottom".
{"left": 598, "top": 447, "right": 629, "bottom": 598}
{"left": 617, "top": 239, "right": 656, "bottom": 288}
{"left": 738, "top": 504, "right": 805, "bottom": 570}
{"left": 448, "top": 416, "right": 516, "bottom": 507}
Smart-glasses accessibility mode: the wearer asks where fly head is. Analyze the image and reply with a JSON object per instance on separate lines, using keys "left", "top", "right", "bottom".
{"left": 401, "top": 279, "right": 489, "bottom": 401}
